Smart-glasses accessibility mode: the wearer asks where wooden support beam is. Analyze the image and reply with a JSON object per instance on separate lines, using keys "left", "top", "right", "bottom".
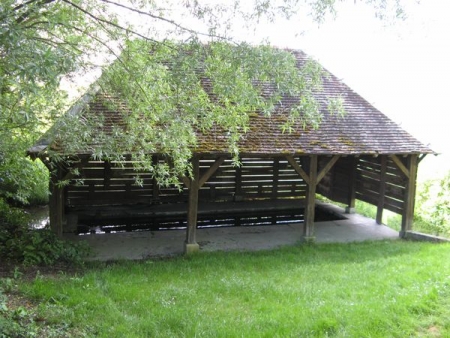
{"left": 56, "top": 170, "right": 65, "bottom": 236}
{"left": 181, "top": 176, "right": 191, "bottom": 189}
{"left": 346, "top": 157, "right": 357, "bottom": 214}
{"left": 235, "top": 161, "right": 242, "bottom": 200}
{"left": 391, "top": 155, "right": 409, "bottom": 178}
{"left": 88, "top": 183, "right": 95, "bottom": 199}
{"left": 272, "top": 158, "right": 280, "bottom": 199}
{"left": 49, "top": 176, "right": 58, "bottom": 235}
{"left": 104, "top": 161, "right": 111, "bottom": 189}
{"left": 152, "top": 156, "right": 159, "bottom": 201}
{"left": 303, "top": 155, "right": 317, "bottom": 242}
{"left": 376, "top": 155, "right": 387, "bottom": 224}
{"left": 185, "top": 155, "right": 200, "bottom": 253}
{"left": 166, "top": 157, "right": 191, "bottom": 189}
{"left": 199, "top": 156, "right": 226, "bottom": 188}
{"left": 316, "top": 155, "right": 340, "bottom": 184}
{"left": 401, "top": 154, "right": 418, "bottom": 237}
{"left": 49, "top": 166, "right": 64, "bottom": 238}
{"left": 125, "top": 182, "right": 132, "bottom": 199}
{"left": 285, "top": 155, "right": 310, "bottom": 185}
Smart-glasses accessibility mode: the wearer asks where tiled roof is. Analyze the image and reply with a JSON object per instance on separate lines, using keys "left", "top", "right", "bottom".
{"left": 29, "top": 49, "right": 434, "bottom": 156}
{"left": 196, "top": 49, "right": 433, "bottom": 155}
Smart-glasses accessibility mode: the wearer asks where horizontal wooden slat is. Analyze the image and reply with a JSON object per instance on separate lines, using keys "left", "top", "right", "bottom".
{"left": 65, "top": 157, "right": 309, "bottom": 212}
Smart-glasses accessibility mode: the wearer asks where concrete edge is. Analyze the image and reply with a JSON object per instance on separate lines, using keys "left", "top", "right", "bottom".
{"left": 404, "top": 231, "right": 450, "bottom": 243}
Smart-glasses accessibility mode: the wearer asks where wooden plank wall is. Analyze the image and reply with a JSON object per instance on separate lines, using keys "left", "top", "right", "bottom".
{"left": 317, "top": 155, "right": 407, "bottom": 215}
{"left": 66, "top": 160, "right": 157, "bottom": 206}
{"left": 355, "top": 156, "right": 407, "bottom": 214}
{"left": 199, "top": 157, "right": 307, "bottom": 202}
{"left": 65, "top": 156, "right": 307, "bottom": 208}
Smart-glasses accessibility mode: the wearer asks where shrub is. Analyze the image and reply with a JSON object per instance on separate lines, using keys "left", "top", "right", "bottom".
{"left": 0, "top": 154, "right": 49, "bottom": 206}
{"left": 26, "top": 159, "right": 49, "bottom": 206}
{"left": 415, "top": 171, "right": 450, "bottom": 237}
{"left": 0, "top": 198, "right": 89, "bottom": 266}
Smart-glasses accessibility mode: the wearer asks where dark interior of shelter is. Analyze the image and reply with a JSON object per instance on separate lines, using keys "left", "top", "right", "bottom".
{"left": 57, "top": 155, "right": 409, "bottom": 235}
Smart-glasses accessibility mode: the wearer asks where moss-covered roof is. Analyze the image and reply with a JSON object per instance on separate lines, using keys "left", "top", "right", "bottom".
{"left": 29, "top": 49, "right": 434, "bottom": 157}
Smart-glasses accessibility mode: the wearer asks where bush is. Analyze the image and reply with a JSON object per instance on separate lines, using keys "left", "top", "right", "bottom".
{"left": 26, "top": 159, "right": 49, "bottom": 206}
{"left": 354, "top": 172, "right": 450, "bottom": 238}
{"left": 0, "top": 154, "right": 49, "bottom": 206}
{"left": 415, "top": 172, "right": 450, "bottom": 237}
{"left": 0, "top": 198, "right": 89, "bottom": 266}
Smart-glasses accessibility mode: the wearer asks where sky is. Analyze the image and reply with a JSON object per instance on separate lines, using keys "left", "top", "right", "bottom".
{"left": 248, "top": 0, "right": 450, "bottom": 180}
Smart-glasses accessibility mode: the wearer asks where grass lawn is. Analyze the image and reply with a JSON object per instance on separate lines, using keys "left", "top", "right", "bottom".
{"left": 4, "top": 240, "right": 450, "bottom": 337}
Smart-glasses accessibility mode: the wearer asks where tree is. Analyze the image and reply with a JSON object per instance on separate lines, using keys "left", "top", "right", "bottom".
{"left": 1, "top": 0, "right": 89, "bottom": 202}
{"left": 1, "top": 0, "right": 407, "bottom": 197}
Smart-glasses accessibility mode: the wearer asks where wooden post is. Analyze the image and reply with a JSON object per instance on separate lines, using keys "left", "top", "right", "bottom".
{"left": 152, "top": 156, "right": 159, "bottom": 202}
{"left": 49, "top": 165, "right": 64, "bottom": 238}
{"left": 376, "top": 155, "right": 387, "bottom": 224}
{"left": 185, "top": 155, "right": 200, "bottom": 254}
{"left": 345, "top": 157, "right": 357, "bottom": 214}
{"left": 400, "top": 154, "right": 418, "bottom": 238}
{"left": 235, "top": 160, "right": 242, "bottom": 201}
{"left": 49, "top": 175, "right": 58, "bottom": 235}
{"left": 303, "top": 155, "right": 317, "bottom": 242}
{"left": 272, "top": 158, "right": 280, "bottom": 199}
{"left": 103, "top": 161, "right": 111, "bottom": 189}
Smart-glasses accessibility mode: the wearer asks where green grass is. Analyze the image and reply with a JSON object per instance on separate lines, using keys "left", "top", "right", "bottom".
{"left": 11, "top": 241, "right": 450, "bottom": 337}
{"left": 355, "top": 200, "right": 402, "bottom": 231}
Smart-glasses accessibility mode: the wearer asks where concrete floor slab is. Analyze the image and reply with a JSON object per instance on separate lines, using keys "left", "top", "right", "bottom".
{"left": 66, "top": 203, "right": 399, "bottom": 261}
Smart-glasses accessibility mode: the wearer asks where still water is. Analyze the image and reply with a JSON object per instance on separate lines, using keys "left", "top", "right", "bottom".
{"left": 25, "top": 205, "right": 49, "bottom": 229}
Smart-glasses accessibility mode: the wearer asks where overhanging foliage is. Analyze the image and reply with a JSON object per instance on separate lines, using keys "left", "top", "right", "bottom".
{"left": 1, "top": 0, "right": 407, "bottom": 196}
{"left": 45, "top": 40, "right": 349, "bottom": 187}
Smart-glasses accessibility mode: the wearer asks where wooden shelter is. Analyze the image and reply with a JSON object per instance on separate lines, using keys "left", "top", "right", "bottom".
{"left": 28, "top": 49, "right": 434, "bottom": 253}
